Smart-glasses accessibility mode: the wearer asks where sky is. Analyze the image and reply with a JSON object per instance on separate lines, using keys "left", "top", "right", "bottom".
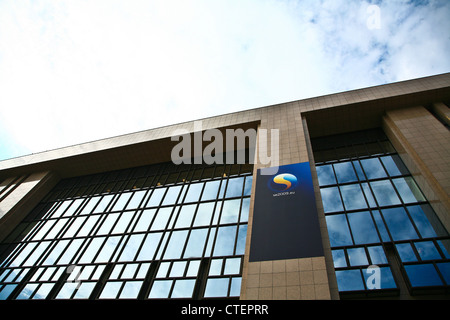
{"left": 0, "top": 0, "right": 449, "bottom": 161}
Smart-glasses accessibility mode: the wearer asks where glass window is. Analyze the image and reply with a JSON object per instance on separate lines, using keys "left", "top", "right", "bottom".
{"left": 396, "top": 243, "right": 417, "bottom": 262}
{"left": 171, "top": 279, "right": 195, "bottom": 298}
{"left": 437, "top": 262, "right": 450, "bottom": 285}
{"left": 335, "top": 269, "right": 365, "bottom": 291}
{"left": 119, "top": 281, "right": 142, "bottom": 299}
{"left": 112, "top": 193, "right": 133, "bottom": 211}
{"left": 148, "top": 280, "right": 172, "bottom": 299}
{"left": 126, "top": 190, "right": 147, "bottom": 209}
{"left": 382, "top": 207, "right": 419, "bottom": 241}
{"left": 162, "top": 186, "right": 183, "bottom": 205}
{"left": 112, "top": 213, "right": 134, "bottom": 234}
{"left": 320, "top": 187, "right": 344, "bottom": 213}
{"left": 334, "top": 162, "right": 358, "bottom": 184}
{"left": 147, "top": 188, "right": 165, "bottom": 207}
{"left": 164, "top": 231, "right": 188, "bottom": 259}
{"left": 340, "top": 185, "right": 367, "bottom": 211}
{"left": 370, "top": 180, "right": 401, "bottom": 206}
{"left": 184, "top": 183, "right": 203, "bottom": 203}
{"left": 243, "top": 176, "right": 253, "bottom": 196}
{"left": 316, "top": 165, "right": 336, "bottom": 186}
{"left": 393, "top": 177, "right": 425, "bottom": 204}
{"left": 118, "top": 234, "right": 145, "bottom": 262}
{"left": 220, "top": 199, "right": 240, "bottom": 224}
{"left": 150, "top": 207, "right": 172, "bottom": 231}
{"left": 175, "top": 205, "right": 196, "bottom": 229}
{"left": 201, "top": 180, "right": 221, "bottom": 201}
{"left": 225, "top": 177, "right": 244, "bottom": 198}
{"left": 347, "top": 247, "right": 368, "bottom": 266}
{"left": 214, "top": 226, "right": 237, "bottom": 256}
{"left": 347, "top": 211, "right": 379, "bottom": 244}
{"left": 404, "top": 264, "right": 443, "bottom": 287}
{"left": 332, "top": 250, "right": 347, "bottom": 268}
{"left": 134, "top": 209, "right": 156, "bottom": 232}
{"left": 363, "top": 266, "right": 397, "bottom": 289}
{"left": 360, "top": 158, "right": 387, "bottom": 180}
{"left": 325, "top": 214, "right": 353, "bottom": 247}
{"left": 184, "top": 229, "right": 208, "bottom": 258}
{"left": 136, "top": 233, "right": 162, "bottom": 261}
{"left": 367, "top": 246, "right": 387, "bottom": 265}
{"left": 414, "top": 241, "right": 441, "bottom": 261}
{"left": 99, "top": 282, "right": 122, "bottom": 299}
{"left": 204, "top": 278, "right": 229, "bottom": 297}
{"left": 193, "top": 203, "right": 215, "bottom": 227}
{"left": 380, "top": 155, "right": 408, "bottom": 177}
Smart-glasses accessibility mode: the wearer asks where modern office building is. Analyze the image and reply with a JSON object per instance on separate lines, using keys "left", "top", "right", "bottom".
{"left": 0, "top": 73, "right": 449, "bottom": 301}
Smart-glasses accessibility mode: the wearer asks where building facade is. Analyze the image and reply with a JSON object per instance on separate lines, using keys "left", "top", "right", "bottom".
{"left": 0, "top": 73, "right": 449, "bottom": 300}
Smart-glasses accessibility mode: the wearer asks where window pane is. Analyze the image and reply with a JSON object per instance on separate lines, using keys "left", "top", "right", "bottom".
{"left": 332, "top": 249, "right": 347, "bottom": 268}
{"left": 150, "top": 207, "right": 172, "bottom": 231}
{"left": 367, "top": 246, "right": 387, "bottom": 264}
{"left": 352, "top": 161, "right": 366, "bottom": 181}
{"left": 134, "top": 209, "right": 156, "bottom": 232}
{"left": 334, "top": 162, "right": 358, "bottom": 184}
{"left": 204, "top": 278, "right": 229, "bottom": 297}
{"left": 193, "top": 203, "right": 215, "bottom": 227}
{"left": 360, "top": 158, "right": 387, "bottom": 180}
{"left": 404, "top": 264, "right": 443, "bottom": 287}
{"left": 320, "top": 187, "right": 343, "bottom": 213}
{"left": 335, "top": 269, "right": 364, "bottom": 291}
{"left": 184, "top": 183, "right": 203, "bottom": 203}
{"left": 243, "top": 176, "right": 253, "bottom": 196}
{"left": 340, "top": 185, "right": 368, "bottom": 211}
{"left": 126, "top": 190, "right": 147, "bottom": 209}
{"left": 149, "top": 280, "right": 172, "bottom": 298}
{"left": 437, "top": 262, "right": 450, "bottom": 285}
{"left": 316, "top": 165, "right": 336, "bottom": 186}
{"left": 201, "top": 180, "right": 221, "bottom": 201}
{"left": 347, "top": 247, "right": 368, "bottom": 266}
{"left": 225, "top": 177, "right": 244, "bottom": 198}
{"left": 363, "top": 266, "right": 397, "bottom": 289}
{"left": 183, "top": 229, "right": 208, "bottom": 258}
{"left": 118, "top": 234, "right": 145, "bottom": 262}
{"left": 347, "top": 211, "right": 379, "bottom": 244}
{"left": 380, "top": 155, "right": 408, "bottom": 177}
{"left": 213, "top": 226, "right": 237, "bottom": 256}
{"left": 414, "top": 241, "right": 441, "bottom": 260}
{"left": 372, "top": 211, "right": 390, "bottom": 242}
{"left": 99, "top": 281, "right": 122, "bottom": 299}
{"left": 97, "top": 213, "right": 120, "bottom": 235}
{"left": 235, "top": 225, "right": 247, "bottom": 255}
{"left": 94, "top": 195, "right": 114, "bottom": 213}
{"left": 393, "top": 177, "right": 425, "bottom": 204}
{"left": 147, "top": 188, "right": 165, "bottom": 207}
{"left": 224, "top": 258, "right": 241, "bottom": 275}
{"left": 325, "top": 214, "right": 353, "bottom": 247}
{"left": 73, "top": 282, "right": 96, "bottom": 299}
{"left": 112, "top": 193, "right": 133, "bottom": 211}
{"left": 136, "top": 233, "right": 162, "bottom": 261}
{"left": 220, "top": 199, "right": 240, "bottom": 224}
{"left": 77, "top": 215, "right": 100, "bottom": 237}
{"left": 370, "top": 180, "right": 401, "bottom": 206}
{"left": 119, "top": 281, "right": 142, "bottom": 299}
{"left": 162, "top": 186, "right": 183, "bottom": 205}
{"left": 112, "top": 213, "right": 134, "bottom": 234}
{"left": 175, "top": 205, "right": 196, "bottom": 229}
{"left": 171, "top": 279, "right": 195, "bottom": 298}
{"left": 382, "top": 207, "right": 419, "bottom": 241}
{"left": 396, "top": 243, "right": 418, "bottom": 262}
{"left": 164, "top": 230, "right": 188, "bottom": 259}
{"left": 361, "top": 183, "right": 377, "bottom": 207}
{"left": 95, "top": 236, "right": 121, "bottom": 263}
{"left": 230, "top": 277, "right": 242, "bottom": 296}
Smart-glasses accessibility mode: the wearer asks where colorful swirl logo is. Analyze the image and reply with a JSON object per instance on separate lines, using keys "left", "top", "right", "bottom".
{"left": 268, "top": 173, "right": 298, "bottom": 193}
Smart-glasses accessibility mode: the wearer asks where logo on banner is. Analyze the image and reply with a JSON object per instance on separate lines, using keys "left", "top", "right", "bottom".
{"left": 268, "top": 173, "right": 298, "bottom": 196}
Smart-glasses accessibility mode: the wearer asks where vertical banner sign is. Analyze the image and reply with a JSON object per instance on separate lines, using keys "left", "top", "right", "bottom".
{"left": 249, "top": 162, "right": 324, "bottom": 262}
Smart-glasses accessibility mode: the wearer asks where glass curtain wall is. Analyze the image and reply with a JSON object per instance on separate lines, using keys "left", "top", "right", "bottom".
{"left": 0, "top": 157, "right": 253, "bottom": 300}
{"left": 312, "top": 129, "right": 450, "bottom": 297}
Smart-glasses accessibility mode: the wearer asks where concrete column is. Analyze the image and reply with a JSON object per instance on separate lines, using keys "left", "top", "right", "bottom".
{"left": 241, "top": 103, "right": 332, "bottom": 300}
{"left": 0, "top": 171, "right": 59, "bottom": 243}
{"left": 383, "top": 105, "right": 450, "bottom": 233}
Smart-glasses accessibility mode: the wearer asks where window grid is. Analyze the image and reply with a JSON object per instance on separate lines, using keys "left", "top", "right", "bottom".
{"left": 0, "top": 160, "right": 253, "bottom": 300}
{"left": 313, "top": 129, "right": 450, "bottom": 296}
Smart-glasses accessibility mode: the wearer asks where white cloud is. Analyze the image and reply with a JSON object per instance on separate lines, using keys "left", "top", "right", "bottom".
{"left": 0, "top": 0, "right": 449, "bottom": 160}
